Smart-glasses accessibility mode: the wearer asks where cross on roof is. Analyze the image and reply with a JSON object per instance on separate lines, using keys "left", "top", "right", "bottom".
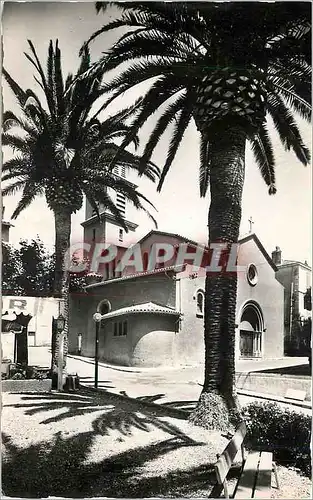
{"left": 248, "top": 216, "right": 254, "bottom": 233}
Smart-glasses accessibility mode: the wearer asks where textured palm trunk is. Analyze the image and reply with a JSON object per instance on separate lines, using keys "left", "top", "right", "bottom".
{"left": 51, "top": 207, "right": 71, "bottom": 381}
{"left": 190, "top": 125, "right": 246, "bottom": 431}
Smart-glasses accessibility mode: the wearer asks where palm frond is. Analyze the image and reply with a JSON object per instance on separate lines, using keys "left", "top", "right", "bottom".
{"left": 2, "top": 180, "right": 26, "bottom": 197}
{"left": 2, "top": 157, "right": 30, "bottom": 174}
{"left": 107, "top": 77, "right": 185, "bottom": 170}
{"left": 199, "top": 132, "right": 211, "bottom": 197}
{"left": 47, "top": 40, "right": 54, "bottom": 100}
{"left": 2, "top": 133, "right": 30, "bottom": 153}
{"left": 2, "top": 111, "right": 23, "bottom": 132}
{"left": 101, "top": 174, "right": 157, "bottom": 211}
{"left": 139, "top": 91, "right": 188, "bottom": 173}
{"left": 250, "top": 124, "right": 276, "bottom": 194}
{"left": 80, "top": 14, "right": 150, "bottom": 56}
{"left": 11, "top": 182, "right": 40, "bottom": 219}
{"left": 83, "top": 182, "right": 129, "bottom": 231}
{"left": 158, "top": 101, "right": 193, "bottom": 191}
{"left": 27, "top": 40, "right": 55, "bottom": 117}
{"left": 1, "top": 171, "right": 27, "bottom": 182}
{"left": 2, "top": 68, "right": 27, "bottom": 108}
{"left": 267, "top": 94, "right": 310, "bottom": 165}
{"left": 269, "top": 80, "right": 311, "bottom": 121}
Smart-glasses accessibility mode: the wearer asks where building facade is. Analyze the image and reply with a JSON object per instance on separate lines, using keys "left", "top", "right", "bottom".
{"left": 69, "top": 231, "right": 285, "bottom": 367}
{"left": 1, "top": 296, "right": 62, "bottom": 361}
{"left": 272, "top": 246, "right": 312, "bottom": 353}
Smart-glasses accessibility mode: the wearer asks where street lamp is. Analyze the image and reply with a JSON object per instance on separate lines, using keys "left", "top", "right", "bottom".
{"left": 93, "top": 312, "right": 102, "bottom": 389}
{"left": 56, "top": 313, "right": 66, "bottom": 391}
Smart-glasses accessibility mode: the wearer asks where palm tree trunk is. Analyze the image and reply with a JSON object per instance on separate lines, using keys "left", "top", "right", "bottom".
{"left": 190, "top": 125, "right": 246, "bottom": 431}
{"left": 51, "top": 207, "right": 71, "bottom": 383}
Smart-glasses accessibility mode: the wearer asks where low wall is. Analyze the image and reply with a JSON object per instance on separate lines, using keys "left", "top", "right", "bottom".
{"left": 236, "top": 372, "right": 311, "bottom": 401}
{"left": 1, "top": 379, "right": 52, "bottom": 393}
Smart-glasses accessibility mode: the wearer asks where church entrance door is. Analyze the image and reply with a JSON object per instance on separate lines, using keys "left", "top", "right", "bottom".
{"left": 240, "top": 331, "right": 254, "bottom": 357}
{"left": 239, "top": 302, "right": 263, "bottom": 358}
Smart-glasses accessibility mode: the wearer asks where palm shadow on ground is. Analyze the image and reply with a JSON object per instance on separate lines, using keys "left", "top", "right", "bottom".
{"left": 3, "top": 387, "right": 190, "bottom": 425}
{"left": 3, "top": 429, "right": 229, "bottom": 498}
{"left": 2, "top": 388, "right": 226, "bottom": 498}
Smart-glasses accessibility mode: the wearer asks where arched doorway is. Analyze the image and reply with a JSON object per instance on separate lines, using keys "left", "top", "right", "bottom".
{"left": 239, "top": 301, "right": 264, "bottom": 358}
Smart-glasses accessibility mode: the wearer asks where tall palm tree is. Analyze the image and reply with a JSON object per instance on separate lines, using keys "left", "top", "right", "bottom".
{"left": 2, "top": 39, "right": 159, "bottom": 374}
{"left": 84, "top": 2, "right": 311, "bottom": 429}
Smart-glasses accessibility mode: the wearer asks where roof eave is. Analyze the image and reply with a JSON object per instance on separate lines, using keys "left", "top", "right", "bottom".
{"left": 81, "top": 213, "right": 138, "bottom": 231}
{"left": 238, "top": 232, "right": 277, "bottom": 272}
{"left": 101, "top": 309, "right": 182, "bottom": 320}
{"left": 85, "top": 264, "right": 186, "bottom": 290}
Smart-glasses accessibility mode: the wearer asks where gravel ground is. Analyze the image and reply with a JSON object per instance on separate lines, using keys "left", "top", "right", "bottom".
{"left": 2, "top": 390, "right": 311, "bottom": 498}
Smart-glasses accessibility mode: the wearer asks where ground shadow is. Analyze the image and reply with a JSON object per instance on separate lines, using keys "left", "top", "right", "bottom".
{"left": 2, "top": 418, "right": 210, "bottom": 498}
{"left": 3, "top": 387, "right": 189, "bottom": 430}
{"left": 255, "top": 363, "right": 311, "bottom": 377}
{"left": 163, "top": 400, "right": 198, "bottom": 412}
{"left": 78, "top": 376, "right": 116, "bottom": 389}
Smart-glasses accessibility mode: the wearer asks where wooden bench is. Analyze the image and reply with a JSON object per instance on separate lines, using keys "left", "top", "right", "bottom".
{"left": 211, "top": 421, "right": 279, "bottom": 498}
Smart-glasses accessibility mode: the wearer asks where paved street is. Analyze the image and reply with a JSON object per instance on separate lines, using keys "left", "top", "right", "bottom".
{"left": 27, "top": 347, "right": 311, "bottom": 415}
{"left": 29, "top": 346, "right": 308, "bottom": 373}
{"left": 65, "top": 354, "right": 311, "bottom": 416}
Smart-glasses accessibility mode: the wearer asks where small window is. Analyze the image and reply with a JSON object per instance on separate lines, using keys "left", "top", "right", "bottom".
{"left": 118, "top": 322, "right": 123, "bottom": 336}
{"left": 92, "top": 228, "right": 96, "bottom": 242}
{"left": 196, "top": 290, "right": 205, "bottom": 318}
{"left": 119, "top": 229, "right": 123, "bottom": 242}
{"left": 113, "top": 320, "right": 128, "bottom": 337}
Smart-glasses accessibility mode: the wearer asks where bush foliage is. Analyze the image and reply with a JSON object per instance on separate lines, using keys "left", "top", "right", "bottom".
{"left": 243, "top": 401, "right": 311, "bottom": 477}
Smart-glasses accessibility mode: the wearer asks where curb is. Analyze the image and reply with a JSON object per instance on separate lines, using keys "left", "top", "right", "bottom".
{"left": 68, "top": 356, "right": 311, "bottom": 411}
{"left": 67, "top": 355, "right": 143, "bottom": 373}
{"left": 236, "top": 388, "right": 312, "bottom": 410}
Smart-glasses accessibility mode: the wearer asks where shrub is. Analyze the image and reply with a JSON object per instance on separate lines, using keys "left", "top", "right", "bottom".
{"left": 243, "top": 401, "right": 311, "bottom": 477}
{"left": 8, "top": 364, "right": 49, "bottom": 380}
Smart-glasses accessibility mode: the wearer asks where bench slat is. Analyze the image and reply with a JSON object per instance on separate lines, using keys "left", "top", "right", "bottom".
{"left": 215, "top": 421, "right": 247, "bottom": 484}
{"left": 234, "top": 451, "right": 260, "bottom": 499}
{"left": 253, "top": 452, "right": 273, "bottom": 498}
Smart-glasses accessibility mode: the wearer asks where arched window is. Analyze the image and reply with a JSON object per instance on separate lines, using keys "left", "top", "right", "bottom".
{"left": 143, "top": 252, "right": 149, "bottom": 271}
{"left": 157, "top": 248, "right": 166, "bottom": 269}
{"left": 196, "top": 290, "right": 205, "bottom": 318}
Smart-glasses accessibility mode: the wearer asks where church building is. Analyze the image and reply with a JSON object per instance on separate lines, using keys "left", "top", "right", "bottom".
{"left": 68, "top": 175, "right": 285, "bottom": 367}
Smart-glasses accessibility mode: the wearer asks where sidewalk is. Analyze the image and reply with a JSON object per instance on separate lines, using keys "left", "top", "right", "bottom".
{"left": 67, "top": 354, "right": 312, "bottom": 415}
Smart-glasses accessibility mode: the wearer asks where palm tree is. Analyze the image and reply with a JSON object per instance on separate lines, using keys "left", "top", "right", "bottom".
{"left": 84, "top": 2, "right": 311, "bottom": 429}
{"left": 2, "top": 39, "right": 159, "bottom": 375}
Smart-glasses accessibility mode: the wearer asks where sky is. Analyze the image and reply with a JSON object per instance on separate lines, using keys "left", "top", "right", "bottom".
{"left": 2, "top": 1, "right": 312, "bottom": 264}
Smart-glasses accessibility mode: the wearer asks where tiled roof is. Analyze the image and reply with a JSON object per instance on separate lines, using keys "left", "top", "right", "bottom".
{"left": 136, "top": 229, "right": 202, "bottom": 248}
{"left": 85, "top": 264, "right": 186, "bottom": 289}
{"left": 97, "top": 302, "right": 181, "bottom": 320}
